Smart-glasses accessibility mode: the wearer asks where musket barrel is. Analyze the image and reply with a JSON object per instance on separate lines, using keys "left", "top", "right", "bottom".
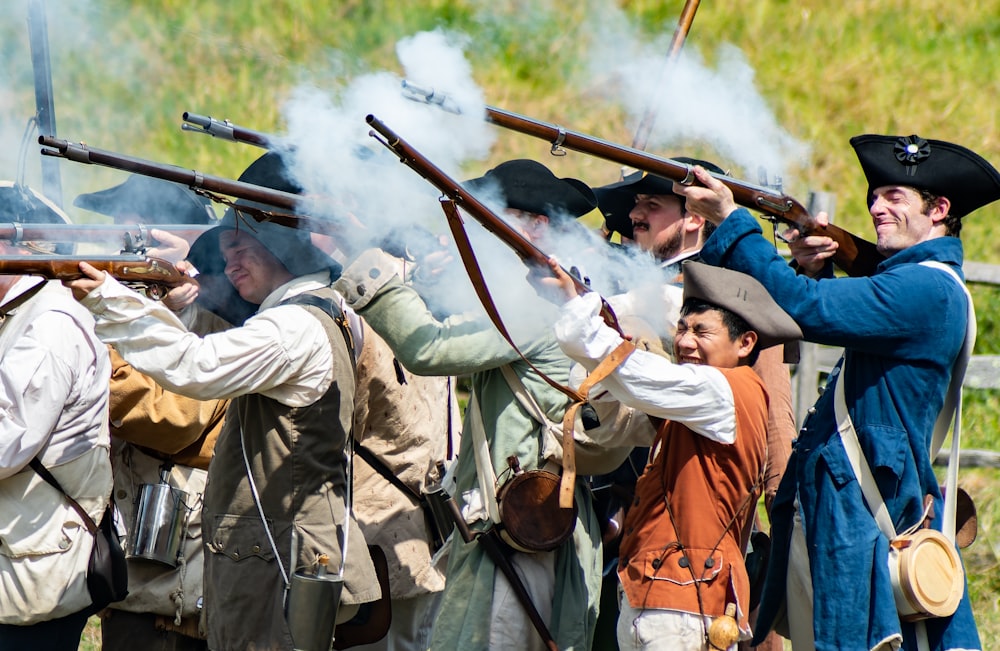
{"left": 0, "top": 222, "right": 213, "bottom": 244}
{"left": 181, "top": 111, "right": 273, "bottom": 148}
{"left": 37, "top": 137, "right": 343, "bottom": 237}
{"left": 39, "top": 136, "right": 299, "bottom": 210}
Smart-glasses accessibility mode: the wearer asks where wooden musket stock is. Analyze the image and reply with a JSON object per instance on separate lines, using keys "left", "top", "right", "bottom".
{"left": 0, "top": 254, "right": 195, "bottom": 299}
{"left": 484, "top": 106, "right": 884, "bottom": 277}
{"left": 365, "top": 113, "right": 622, "bottom": 331}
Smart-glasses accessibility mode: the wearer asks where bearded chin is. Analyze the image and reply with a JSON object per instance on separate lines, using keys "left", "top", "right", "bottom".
{"left": 654, "top": 230, "right": 685, "bottom": 262}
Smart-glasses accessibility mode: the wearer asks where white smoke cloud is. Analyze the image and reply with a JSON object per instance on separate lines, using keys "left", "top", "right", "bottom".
{"left": 582, "top": 7, "right": 810, "bottom": 184}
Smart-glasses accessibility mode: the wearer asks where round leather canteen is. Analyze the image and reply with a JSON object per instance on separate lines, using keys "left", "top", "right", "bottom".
{"left": 497, "top": 469, "right": 577, "bottom": 553}
{"left": 888, "top": 529, "right": 964, "bottom": 622}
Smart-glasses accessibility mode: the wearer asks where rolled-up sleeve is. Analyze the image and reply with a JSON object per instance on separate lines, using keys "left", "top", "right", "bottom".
{"left": 555, "top": 292, "right": 736, "bottom": 444}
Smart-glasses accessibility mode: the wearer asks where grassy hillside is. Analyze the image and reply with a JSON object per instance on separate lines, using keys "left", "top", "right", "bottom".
{"left": 1, "top": 0, "right": 997, "bottom": 647}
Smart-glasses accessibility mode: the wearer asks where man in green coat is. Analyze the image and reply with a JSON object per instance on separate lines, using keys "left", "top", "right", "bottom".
{"left": 334, "top": 159, "right": 603, "bottom": 651}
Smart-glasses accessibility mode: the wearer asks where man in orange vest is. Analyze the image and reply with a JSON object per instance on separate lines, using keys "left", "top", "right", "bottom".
{"left": 545, "top": 260, "right": 800, "bottom": 651}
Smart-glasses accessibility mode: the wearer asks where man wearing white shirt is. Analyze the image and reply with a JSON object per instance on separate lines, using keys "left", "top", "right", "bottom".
{"left": 65, "top": 152, "right": 379, "bottom": 651}
{"left": 0, "top": 195, "right": 112, "bottom": 649}
{"left": 544, "top": 260, "right": 800, "bottom": 651}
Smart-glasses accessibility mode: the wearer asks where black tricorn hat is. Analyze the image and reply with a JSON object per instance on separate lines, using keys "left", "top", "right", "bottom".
{"left": 681, "top": 261, "right": 801, "bottom": 350}
{"left": 0, "top": 181, "right": 72, "bottom": 225}
{"left": 74, "top": 174, "right": 216, "bottom": 225}
{"left": 464, "top": 159, "right": 597, "bottom": 220}
{"left": 0, "top": 181, "right": 73, "bottom": 253}
{"left": 187, "top": 152, "right": 339, "bottom": 278}
{"left": 850, "top": 134, "right": 1000, "bottom": 219}
{"left": 595, "top": 157, "right": 725, "bottom": 239}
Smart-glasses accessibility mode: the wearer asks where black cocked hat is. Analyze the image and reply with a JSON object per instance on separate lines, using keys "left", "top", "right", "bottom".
{"left": 74, "top": 174, "right": 216, "bottom": 225}
{"left": 0, "top": 181, "right": 73, "bottom": 253}
{"left": 850, "top": 134, "right": 1000, "bottom": 218}
{"left": 187, "top": 152, "right": 338, "bottom": 278}
{"left": 594, "top": 157, "right": 725, "bottom": 239}
{"left": 464, "top": 159, "right": 597, "bottom": 220}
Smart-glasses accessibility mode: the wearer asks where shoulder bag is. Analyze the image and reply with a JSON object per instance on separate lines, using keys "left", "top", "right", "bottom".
{"left": 29, "top": 458, "right": 129, "bottom": 613}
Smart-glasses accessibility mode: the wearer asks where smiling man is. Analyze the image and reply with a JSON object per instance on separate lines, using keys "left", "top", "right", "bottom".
{"left": 548, "top": 260, "right": 800, "bottom": 651}
{"left": 674, "top": 134, "right": 1000, "bottom": 651}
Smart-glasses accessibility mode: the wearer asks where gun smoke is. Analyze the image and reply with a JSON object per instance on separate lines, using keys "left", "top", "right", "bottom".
{"left": 1, "top": 3, "right": 800, "bottom": 345}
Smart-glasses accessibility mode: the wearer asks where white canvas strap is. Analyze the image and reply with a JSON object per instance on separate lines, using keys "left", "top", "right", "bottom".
{"left": 919, "top": 261, "right": 976, "bottom": 539}
{"left": 467, "top": 390, "right": 502, "bottom": 524}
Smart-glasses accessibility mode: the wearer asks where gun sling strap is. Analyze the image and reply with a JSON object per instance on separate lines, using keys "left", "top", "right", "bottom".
{"left": 441, "top": 198, "right": 634, "bottom": 510}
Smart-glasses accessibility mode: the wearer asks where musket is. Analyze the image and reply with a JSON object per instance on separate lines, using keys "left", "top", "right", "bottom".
{"left": 0, "top": 222, "right": 213, "bottom": 248}
{"left": 483, "top": 106, "right": 884, "bottom": 277}
{"left": 630, "top": 0, "right": 701, "bottom": 151}
{"left": 37, "top": 136, "right": 340, "bottom": 236}
{"left": 181, "top": 111, "right": 277, "bottom": 149}
{"left": 0, "top": 254, "right": 195, "bottom": 300}
{"left": 27, "top": 0, "right": 63, "bottom": 206}
{"left": 365, "top": 114, "right": 622, "bottom": 332}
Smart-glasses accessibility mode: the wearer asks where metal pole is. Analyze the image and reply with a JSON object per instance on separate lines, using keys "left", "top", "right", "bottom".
{"left": 27, "top": 0, "right": 63, "bottom": 207}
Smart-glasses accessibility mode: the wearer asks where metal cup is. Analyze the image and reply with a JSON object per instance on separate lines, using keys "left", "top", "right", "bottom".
{"left": 286, "top": 569, "right": 344, "bottom": 651}
{"left": 128, "top": 481, "right": 189, "bottom": 567}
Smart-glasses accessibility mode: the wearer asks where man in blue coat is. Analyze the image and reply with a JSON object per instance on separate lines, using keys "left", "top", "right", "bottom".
{"left": 670, "top": 134, "right": 1000, "bottom": 650}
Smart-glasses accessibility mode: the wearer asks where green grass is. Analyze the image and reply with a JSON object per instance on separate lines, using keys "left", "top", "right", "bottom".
{"left": 4, "top": 0, "right": 998, "bottom": 646}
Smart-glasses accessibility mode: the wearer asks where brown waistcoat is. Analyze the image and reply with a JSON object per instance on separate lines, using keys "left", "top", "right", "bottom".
{"left": 618, "top": 366, "right": 768, "bottom": 632}
{"left": 201, "top": 288, "right": 379, "bottom": 651}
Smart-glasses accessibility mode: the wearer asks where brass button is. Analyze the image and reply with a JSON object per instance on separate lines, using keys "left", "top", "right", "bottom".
{"left": 233, "top": 551, "right": 240, "bottom": 559}
{"left": 116, "top": 490, "right": 127, "bottom": 500}
{"left": 252, "top": 544, "right": 261, "bottom": 553}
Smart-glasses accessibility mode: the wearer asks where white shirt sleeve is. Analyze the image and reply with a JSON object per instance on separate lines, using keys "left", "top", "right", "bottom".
{"left": 554, "top": 292, "right": 737, "bottom": 444}
{"left": 81, "top": 275, "right": 334, "bottom": 407}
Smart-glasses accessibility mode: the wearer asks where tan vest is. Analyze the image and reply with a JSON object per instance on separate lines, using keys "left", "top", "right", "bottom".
{"left": 201, "top": 288, "right": 379, "bottom": 651}
{"left": 618, "top": 366, "right": 768, "bottom": 631}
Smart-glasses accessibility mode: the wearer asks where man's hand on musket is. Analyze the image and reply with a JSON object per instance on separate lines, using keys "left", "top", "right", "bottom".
{"left": 781, "top": 213, "right": 839, "bottom": 277}
{"left": 148, "top": 229, "right": 192, "bottom": 263}
{"left": 530, "top": 256, "right": 579, "bottom": 303}
{"left": 64, "top": 261, "right": 106, "bottom": 300}
{"left": 671, "top": 165, "right": 739, "bottom": 225}
{"left": 161, "top": 260, "right": 200, "bottom": 311}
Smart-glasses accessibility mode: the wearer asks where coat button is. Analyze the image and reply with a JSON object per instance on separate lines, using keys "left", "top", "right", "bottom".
{"left": 704, "top": 556, "right": 715, "bottom": 568}
{"left": 356, "top": 284, "right": 366, "bottom": 296}
{"left": 678, "top": 556, "right": 690, "bottom": 568}
{"left": 651, "top": 558, "right": 662, "bottom": 569}
{"left": 807, "top": 407, "right": 817, "bottom": 415}
{"left": 233, "top": 551, "right": 240, "bottom": 559}
{"left": 368, "top": 268, "right": 381, "bottom": 279}
{"left": 116, "top": 490, "right": 128, "bottom": 500}
{"left": 252, "top": 544, "right": 261, "bottom": 553}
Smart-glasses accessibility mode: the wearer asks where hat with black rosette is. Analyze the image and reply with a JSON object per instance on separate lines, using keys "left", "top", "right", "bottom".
{"left": 850, "top": 134, "right": 1000, "bottom": 219}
